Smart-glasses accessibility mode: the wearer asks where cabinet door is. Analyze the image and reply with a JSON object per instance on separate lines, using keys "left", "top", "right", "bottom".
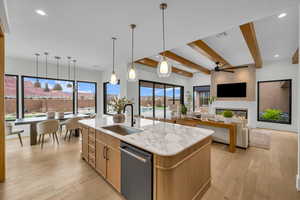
{"left": 95, "top": 141, "right": 107, "bottom": 178}
{"left": 106, "top": 146, "right": 121, "bottom": 192}
{"left": 82, "top": 127, "right": 89, "bottom": 160}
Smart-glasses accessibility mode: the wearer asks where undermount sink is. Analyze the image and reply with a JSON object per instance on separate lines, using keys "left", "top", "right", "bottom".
{"left": 102, "top": 125, "right": 142, "bottom": 136}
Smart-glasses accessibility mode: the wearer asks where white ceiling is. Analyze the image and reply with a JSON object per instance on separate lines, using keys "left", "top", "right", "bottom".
{"left": 4, "top": 0, "right": 299, "bottom": 71}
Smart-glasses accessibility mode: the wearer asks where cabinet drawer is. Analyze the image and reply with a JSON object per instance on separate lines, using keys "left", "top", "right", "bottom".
{"left": 105, "top": 135, "right": 120, "bottom": 149}
{"left": 96, "top": 130, "right": 106, "bottom": 142}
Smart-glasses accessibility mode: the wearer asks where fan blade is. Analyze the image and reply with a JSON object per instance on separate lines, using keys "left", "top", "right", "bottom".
{"left": 222, "top": 69, "right": 234, "bottom": 73}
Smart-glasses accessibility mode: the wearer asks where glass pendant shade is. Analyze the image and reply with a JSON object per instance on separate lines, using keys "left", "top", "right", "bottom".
{"left": 34, "top": 80, "right": 41, "bottom": 88}
{"left": 157, "top": 57, "right": 171, "bottom": 77}
{"left": 110, "top": 72, "right": 118, "bottom": 85}
{"left": 44, "top": 82, "right": 50, "bottom": 92}
{"left": 53, "top": 82, "right": 63, "bottom": 91}
{"left": 53, "top": 56, "right": 63, "bottom": 91}
{"left": 34, "top": 53, "right": 41, "bottom": 88}
{"left": 128, "top": 64, "right": 137, "bottom": 81}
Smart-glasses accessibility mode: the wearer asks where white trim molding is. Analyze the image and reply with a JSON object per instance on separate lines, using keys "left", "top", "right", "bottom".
{"left": 0, "top": 0, "right": 10, "bottom": 33}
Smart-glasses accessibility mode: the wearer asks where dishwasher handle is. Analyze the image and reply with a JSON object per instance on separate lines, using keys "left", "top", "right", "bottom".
{"left": 121, "top": 148, "right": 147, "bottom": 163}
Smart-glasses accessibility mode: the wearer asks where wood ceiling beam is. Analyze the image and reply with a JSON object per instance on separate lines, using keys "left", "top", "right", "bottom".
{"left": 159, "top": 51, "right": 210, "bottom": 75}
{"left": 240, "top": 22, "right": 262, "bottom": 68}
{"left": 188, "top": 40, "right": 231, "bottom": 68}
{"left": 292, "top": 48, "right": 299, "bottom": 64}
{"left": 135, "top": 58, "right": 193, "bottom": 78}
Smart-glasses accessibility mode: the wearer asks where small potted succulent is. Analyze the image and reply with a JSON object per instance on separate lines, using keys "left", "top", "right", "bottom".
{"left": 109, "top": 96, "right": 132, "bottom": 123}
{"left": 223, "top": 110, "right": 233, "bottom": 124}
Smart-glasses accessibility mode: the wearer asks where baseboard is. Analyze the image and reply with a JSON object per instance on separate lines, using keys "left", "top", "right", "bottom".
{"left": 297, "top": 174, "right": 300, "bottom": 191}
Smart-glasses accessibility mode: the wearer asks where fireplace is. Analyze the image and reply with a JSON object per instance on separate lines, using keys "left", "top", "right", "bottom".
{"left": 216, "top": 108, "right": 248, "bottom": 119}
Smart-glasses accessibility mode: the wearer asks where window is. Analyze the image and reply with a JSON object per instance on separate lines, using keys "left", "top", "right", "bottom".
{"left": 258, "top": 79, "right": 292, "bottom": 124}
{"left": 4, "top": 75, "right": 19, "bottom": 120}
{"left": 77, "top": 81, "right": 97, "bottom": 114}
{"left": 22, "top": 76, "right": 74, "bottom": 118}
{"left": 103, "top": 82, "right": 120, "bottom": 114}
{"left": 139, "top": 80, "right": 184, "bottom": 119}
{"left": 193, "top": 85, "right": 210, "bottom": 111}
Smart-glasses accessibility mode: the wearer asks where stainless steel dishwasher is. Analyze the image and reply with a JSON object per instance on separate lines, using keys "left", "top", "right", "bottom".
{"left": 120, "top": 142, "right": 153, "bottom": 200}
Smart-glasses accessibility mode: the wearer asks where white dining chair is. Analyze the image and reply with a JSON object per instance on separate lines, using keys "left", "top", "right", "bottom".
{"left": 5, "top": 122, "right": 24, "bottom": 147}
{"left": 64, "top": 117, "right": 83, "bottom": 141}
{"left": 37, "top": 119, "right": 60, "bottom": 148}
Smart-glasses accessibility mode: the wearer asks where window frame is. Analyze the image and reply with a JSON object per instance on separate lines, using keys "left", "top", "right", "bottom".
{"left": 103, "top": 81, "right": 120, "bottom": 115}
{"left": 138, "top": 79, "right": 184, "bottom": 119}
{"left": 76, "top": 81, "right": 97, "bottom": 114}
{"left": 193, "top": 85, "right": 210, "bottom": 111}
{"left": 21, "top": 75, "right": 75, "bottom": 118}
{"left": 257, "top": 79, "right": 292, "bottom": 124}
{"left": 4, "top": 74, "right": 19, "bottom": 121}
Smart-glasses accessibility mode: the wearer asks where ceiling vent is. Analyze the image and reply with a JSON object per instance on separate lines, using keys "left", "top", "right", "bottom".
{"left": 216, "top": 32, "right": 228, "bottom": 38}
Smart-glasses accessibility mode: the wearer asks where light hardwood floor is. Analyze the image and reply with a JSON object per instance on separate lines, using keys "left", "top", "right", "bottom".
{"left": 0, "top": 130, "right": 299, "bottom": 200}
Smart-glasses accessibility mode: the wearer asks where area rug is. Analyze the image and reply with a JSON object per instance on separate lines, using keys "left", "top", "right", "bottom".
{"left": 249, "top": 128, "right": 272, "bottom": 150}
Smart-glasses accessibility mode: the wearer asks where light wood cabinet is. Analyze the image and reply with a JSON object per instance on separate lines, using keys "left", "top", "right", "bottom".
{"left": 106, "top": 146, "right": 121, "bottom": 192}
{"left": 95, "top": 140, "right": 107, "bottom": 177}
{"left": 81, "top": 127, "right": 89, "bottom": 161}
{"left": 82, "top": 128, "right": 120, "bottom": 192}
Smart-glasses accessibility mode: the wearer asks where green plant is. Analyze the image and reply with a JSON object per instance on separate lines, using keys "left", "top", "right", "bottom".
{"left": 108, "top": 96, "right": 132, "bottom": 114}
{"left": 223, "top": 110, "right": 233, "bottom": 118}
{"left": 208, "top": 96, "right": 216, "bottom": 104}
{"left": 181, "top": 104, "right": 188, "bottom": 115}
{"left": 261, "top": 109, "right": 282, "bottom": 121}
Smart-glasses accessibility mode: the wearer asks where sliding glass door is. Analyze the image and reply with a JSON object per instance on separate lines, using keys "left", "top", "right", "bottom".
{"left": 139, "top": 80, "right": 184, "bottom": 119}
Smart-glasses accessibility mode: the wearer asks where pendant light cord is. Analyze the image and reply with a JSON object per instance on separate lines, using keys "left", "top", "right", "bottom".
{"left": 67, "top": 57, "right": 71, "bottom": 80}
{"left": 112, "top": 38, "right": 116, "bottom": 73}
{"left": 35, "top": 53, "right": 39, "bottom": 79}
{"left": 162, "top": 6, "right": 166, "bottom": 56}
{"left": 55, "top": 57, "right": 60, "bottom": 79}
{"left": 131, "top": 27, "right": 134, "bottom": 65}
{"left": 73, "top": 60, "right": 76, "bottom": 80}
{"left": 45, "top": 53, "right": 48, "bottom": 78}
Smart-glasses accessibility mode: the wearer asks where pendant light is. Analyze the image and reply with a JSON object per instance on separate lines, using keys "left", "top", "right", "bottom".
{"left": 34, "top": 53, "right": 41, "bottom": 88}
{"left": 73, "top": 59, "right": 77, "bottom": 91}
{"left": 128, "top": 24, "right": 137, "bottom": 81}
{"left": 110, "top": 37, "right": 118, "bottom": 85}
{"left": 44, "top": 52, "right": 50, "bottom": 92}
{"left": 157, "top": 3, "right": 171, "bottom": 77}
{"left": 67, "top": 56, "right": 73, "bottom": 88}
{"left": 53, "top": 56, "right": 63, "bottom": 91}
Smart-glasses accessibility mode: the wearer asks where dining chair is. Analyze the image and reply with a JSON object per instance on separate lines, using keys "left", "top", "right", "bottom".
{"left": 5, "top": 122, "right": 24, "bottom": 147}
{"left": 64, "top": 117, "right": 83, "bottom": 141}
{"left": 37, "top": 119, "right": 60, "bottom": 148}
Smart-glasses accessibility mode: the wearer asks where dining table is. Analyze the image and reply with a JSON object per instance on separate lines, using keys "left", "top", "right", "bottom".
{"left": 14, "top": 113, "right": 90, "bottom": 145}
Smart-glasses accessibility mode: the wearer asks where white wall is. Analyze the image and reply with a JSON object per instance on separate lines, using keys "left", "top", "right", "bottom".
{"left": 5, "top": 56, "right": 103, "bottom": 115}
{"left": 190, "top": 60, "right": 298, "bottom": 132}
{"left": 297, "top": 4, "right": 300, "bottom": 192}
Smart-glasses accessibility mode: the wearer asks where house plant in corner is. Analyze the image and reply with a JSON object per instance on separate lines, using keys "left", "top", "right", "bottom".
{"left": 109, "top": 96, "right": 132, "bottom": 123}
{"left": 223, "top": 110, "right": 233, "bottom": 124}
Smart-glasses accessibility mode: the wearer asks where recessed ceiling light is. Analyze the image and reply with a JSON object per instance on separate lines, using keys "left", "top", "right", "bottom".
{"left": 274, "top": 54, "right": 280, "bottom": 58}
{"left": 278, "top": 13, "right": 287, "bottom": 19}
{"left": 35, "top": 9, "right": 47, "bottom": 16}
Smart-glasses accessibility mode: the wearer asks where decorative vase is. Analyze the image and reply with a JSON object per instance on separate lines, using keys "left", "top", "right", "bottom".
{"left": 224, "top": 117, "right": 232, "bottom": 124}
{"left": 208, "top": 104, "right": 214, "bottom": 114}
{"left": 113, "top": 113, "right": 125, "bottom": 123}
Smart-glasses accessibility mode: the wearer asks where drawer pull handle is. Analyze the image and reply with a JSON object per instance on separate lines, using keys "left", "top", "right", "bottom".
{"left": 121, "top": 149, "right": 147, "bottom": 163}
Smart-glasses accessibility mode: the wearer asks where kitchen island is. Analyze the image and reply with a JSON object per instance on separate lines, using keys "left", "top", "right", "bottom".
{"left": 79, "top": 116, "right": 213, "bottom": 200}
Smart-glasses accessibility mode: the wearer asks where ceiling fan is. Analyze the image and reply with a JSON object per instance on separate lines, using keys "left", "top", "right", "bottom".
{"left": 213, "top": 62, "right": 234, "bottom": 73}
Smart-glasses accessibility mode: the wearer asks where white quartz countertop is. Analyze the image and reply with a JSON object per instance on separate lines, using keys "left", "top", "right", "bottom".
{"left": 79, "top": 115, "right": 214, "bottom": 157}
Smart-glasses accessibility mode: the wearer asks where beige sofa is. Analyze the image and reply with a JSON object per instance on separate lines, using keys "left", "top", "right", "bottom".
{"left": 195, "top": 117, "right": 249, "bottom": 148}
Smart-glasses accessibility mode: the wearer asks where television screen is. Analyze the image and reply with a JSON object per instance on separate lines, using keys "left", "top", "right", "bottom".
{"left": 217, "top": 82, "right": 247, "bottom": 97}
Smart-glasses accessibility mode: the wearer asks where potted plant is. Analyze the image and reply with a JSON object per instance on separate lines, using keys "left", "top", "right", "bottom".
{"left": 223, "top": 110, "right": 233, "bottom": 124}
{"left": 181, "top": 104, "right": 188, "bottom": 118}
{"left": 109, "top": 96, "right": 132, "bottom": 123}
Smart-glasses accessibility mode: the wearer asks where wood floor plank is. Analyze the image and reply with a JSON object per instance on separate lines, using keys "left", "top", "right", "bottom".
{"left": 0, "top": 130, "right": 299, "bottom": 200}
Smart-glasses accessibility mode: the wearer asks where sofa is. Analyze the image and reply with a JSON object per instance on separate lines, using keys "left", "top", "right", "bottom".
{"left": 195, "top": 115, "right": 249, "bottom": 148}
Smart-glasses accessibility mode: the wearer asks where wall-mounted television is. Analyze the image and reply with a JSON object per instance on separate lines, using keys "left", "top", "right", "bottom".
{"left": 217, "top": 82, "right": 247, "bottom": 98}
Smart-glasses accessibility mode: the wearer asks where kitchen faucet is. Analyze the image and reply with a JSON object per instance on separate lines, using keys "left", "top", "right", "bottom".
{"left": 123, "top": 104, "right": 135, "bottom": 127}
